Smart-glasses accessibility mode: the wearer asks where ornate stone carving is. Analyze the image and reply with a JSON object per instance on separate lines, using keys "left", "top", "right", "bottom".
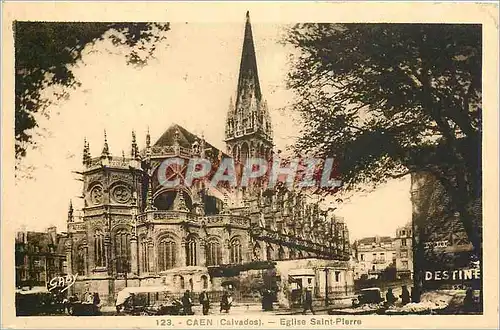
{"left": 86, "top": 173, "right": 103, "bottom": 188}
{"left": 110, "top": 207, "right": 133, "bottom": 215}
{"left": 69, "top": 222, "right": 86, "bottom": 232}
{"left": 111, "top": 185, "right": 131, "bottom": 204}
{"left": 110, "top": 172, "right": 133, "bottom": 184}
{"left": 90, "top": 185, "right": 104, "bottom": 205}
{"left": 112, "top": 215, "right": 132, "bottom": 226}
{"left": 87, "top": 218, "right": 106, "bottom": 231}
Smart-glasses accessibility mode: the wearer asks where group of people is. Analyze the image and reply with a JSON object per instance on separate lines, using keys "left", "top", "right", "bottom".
{"left": 385, "top": 285, "right": 411, "bottom": 306}
{"left": 181, "top": 290, "right": 233, "bottom": 315}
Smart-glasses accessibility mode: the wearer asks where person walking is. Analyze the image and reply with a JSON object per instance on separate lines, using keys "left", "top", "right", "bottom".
{"left": 463, "top": 288, "right": 474, "bottom": 312}
{"left": 386, "top": 288, "right": 397, "bottom": 306}
{"left": 226, "top": 292, "right": 233, "bottom": 313}
{"left": 302, "top": 278, "right": 315, "bottom": 315}
{"left": 199, "top": 290, "right": 210, "bottom": 315}
{"left": 182, "top": 290, "right": 194, "bottom": 315}
{"left": 400, "top": 286, "right": 410, "bottom": 305}
{"left": 220, "top": 291, "right": 229, "bottom": 313}
{"left": 262, "top": 289, "right": 274, "bottom": 311}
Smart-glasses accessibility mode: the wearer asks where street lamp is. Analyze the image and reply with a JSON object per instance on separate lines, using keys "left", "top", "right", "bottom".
{"left": 324, "top": 267, "right": 329, "bottom": 307}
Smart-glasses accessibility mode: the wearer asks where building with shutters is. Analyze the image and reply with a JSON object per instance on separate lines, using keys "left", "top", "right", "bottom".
{"left": 352, "top": 236, "right": 396, "bottom": 280}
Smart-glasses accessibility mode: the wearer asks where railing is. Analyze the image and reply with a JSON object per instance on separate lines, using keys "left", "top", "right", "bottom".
{"left": 138, "top": 210, "right": 195, "bottom": 223}
{"left": 137, "top": 211, "right": 250, "bottom": 228}
{"left": 146, "top": 146, "right": 194, "bottom": 158}
{"left": 85, "top": 156, "right": 133, "bottom": 170}
{"left": 202, "top": 215, "right": 250, "bottom": 228}
{"left": 315, "top": 285, "right": 356, "bottom": 298}
{"left": 68, "top": 222, "right": 86, "bottom": 232}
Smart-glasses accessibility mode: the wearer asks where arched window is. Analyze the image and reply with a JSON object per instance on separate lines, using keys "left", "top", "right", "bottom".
{"left": 189, "top": 278, "right": 194, "bottom": 291}
{"left": 266, "top": 245, "right": 273, "bottom": 261}
{"left": 240, "top": 143, "right": 249, "bottom": 165}
{"left": 278, "top": 246, "right": 285, "bottom": 260}
{"left": 201, "top": 275, "right": 209, "bottom": 289}
{"left": 230, "top": 238, "right": 242, "bottom": 264}
{"left": 158, "top": 237, "right": 176, "bottom": 271}
{"left": 94, "top": 230, "right": 105, "bottom": 268}
{"left": 253, "top": 243, "right": 262, "bottom": 261}
{"left": 185, "top": 236, "right": 197, "bottom": 266}
{"left": 205, "top": 239, "right": 222, "bottom": 266}
{"left": 179, "top": 275, "right": 185, "bottom": 289}
{"left": 140, "top": 237, "right": 149, "bottom": 273}
{"left": 114, "top": 229, "right": 131, "bottom": 273}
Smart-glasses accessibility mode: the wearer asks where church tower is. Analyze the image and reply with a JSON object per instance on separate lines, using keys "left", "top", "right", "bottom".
{"left": 225, "top": 12, "right": 274, "bottom": 165}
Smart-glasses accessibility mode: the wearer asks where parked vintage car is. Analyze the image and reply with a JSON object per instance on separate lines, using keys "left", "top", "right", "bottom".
{"left": 65, "top": 292, "right": 101, "bottom": 316}
{"left": 352, "top": 287, "right": 384, "bottom": 307}
{"left": 16, "top": 287, "right": 66, "bottom": 316}
{"left": 115, "top": 286, "right": 184, "bottom": 316}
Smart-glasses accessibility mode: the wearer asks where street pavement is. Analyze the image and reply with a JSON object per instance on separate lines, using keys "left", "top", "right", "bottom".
{"left": 99, "top": 303, "right": 334, "bottom": 316}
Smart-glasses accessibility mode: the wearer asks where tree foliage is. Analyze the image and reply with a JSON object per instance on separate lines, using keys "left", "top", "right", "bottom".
{"left": 286, "top": 24, "right": 482, "bottom": 251}
{"left": 14, "top": 22, "right": 170, "bottom": 159}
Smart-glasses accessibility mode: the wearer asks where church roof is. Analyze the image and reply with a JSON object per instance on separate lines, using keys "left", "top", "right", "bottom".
{"left": 153, "top": 123, "right": 228, "bottom": 159}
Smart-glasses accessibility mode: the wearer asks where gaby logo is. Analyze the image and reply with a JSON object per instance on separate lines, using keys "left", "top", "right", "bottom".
{"left": 157, "top": 157, "right": 341, "bottom": 190}
{"left": 47, "top": 274, "right": 77, "bottom": 292}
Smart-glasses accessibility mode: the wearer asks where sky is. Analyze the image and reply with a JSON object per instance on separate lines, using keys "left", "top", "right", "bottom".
{"left": 14, "top": 18, "right": 412, "bottom": 241}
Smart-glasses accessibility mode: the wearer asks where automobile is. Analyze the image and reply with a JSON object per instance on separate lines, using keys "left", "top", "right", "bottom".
{"left": 115, "top": 286, "right": 184, "bottom": 316}
{"left": 352, "top": 287, "right": 384, "bottom": 307}
{"left": 67, "top": 301, "right": 101, "bottom": 316}
{"left": 65, "top": 292, "right": 101, "bottom": 316}
{"left": 16, "top": 287, "right": 65, "bottom": 316}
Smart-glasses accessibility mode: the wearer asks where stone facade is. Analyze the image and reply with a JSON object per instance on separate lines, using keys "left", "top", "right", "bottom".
{"left": 64, "top": 12, "right": 351, "bottom": 305}
{"left": 353, "top": 236, "right": 396, "bottom": 279}
{"left": 352, "top": 225, "right": 415, "bottom": 280}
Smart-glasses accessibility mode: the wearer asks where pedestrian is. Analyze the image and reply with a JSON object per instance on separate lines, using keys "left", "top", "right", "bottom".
{"left": 463, "top": 288, "right": 474, "bottom": 312}
{"left": 199, "top": 290, "right": 210, "bottom": 315}
{"left": 182, "top": 290, "right": 193, "bottom": 315}
{"left": 220, "top": 291, "right": 228, "bottom": 313}
{"left": 386, "top": 288, "right": 397, "bottom": 306}
{"left": 93, "top": 292, "right": 100, "bottom": 306}
{"left": 302, "top": 278, "right": 315, "bottom": 315}
{"left": 227, "top": 292, "right": 233, "bottom": 312}
{"left": 262, "top": 289, "right": 273, "bottom": 311}
{"left": 410, "top": 287, "right": 419, "bottom": 303}
{"left": 82, "top": 289, "right": 90, "bottom": 303}
{"left": 400, "top": 285, "right": 410, "bottom": 305}
{"left": 220, "top": 291, "right": 232, "bottom": 313}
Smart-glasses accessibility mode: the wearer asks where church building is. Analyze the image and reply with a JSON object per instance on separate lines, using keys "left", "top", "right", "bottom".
{"left": 65, "top": 12, "right": 352, "bottom": 305}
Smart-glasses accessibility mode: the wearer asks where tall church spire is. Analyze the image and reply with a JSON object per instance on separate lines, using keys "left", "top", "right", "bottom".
{"left": 236, "top": 11, "right": 262, "bottom": 109}
{"left": 225, "top": 11, "right": 274, "bottom": 163}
